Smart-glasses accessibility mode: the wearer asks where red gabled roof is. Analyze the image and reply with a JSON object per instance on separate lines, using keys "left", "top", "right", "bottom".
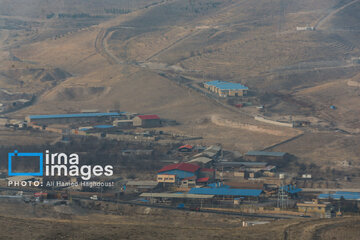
{"left": 158, "top": 163, "right": 200, "bottom": 173}
{"left": 196, "top": 177, "right": 210, "bottom": 183}
{"left": 178, "top": 144, "right": 193, "bottom": 149}
{"left": 137, "top": 115, "right": 160, "bottom": 120}
{"left": 200, "top": 168, "right": 215, "bottom": 172}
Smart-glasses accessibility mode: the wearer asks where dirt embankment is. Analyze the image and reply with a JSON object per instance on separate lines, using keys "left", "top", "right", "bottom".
{"left": 347, "top": 80, "right": 360, "bottom": 87}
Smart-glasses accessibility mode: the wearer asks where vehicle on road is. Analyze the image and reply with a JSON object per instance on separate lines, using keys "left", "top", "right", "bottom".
{"left": 90, "top": 195, "right": 98, "bottom": 200}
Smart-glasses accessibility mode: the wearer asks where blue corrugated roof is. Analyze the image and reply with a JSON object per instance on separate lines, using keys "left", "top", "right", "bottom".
{"left": 246, "top": 151, "right": 287, "bottom": 157}
{"left": 280, "top": 185, "right": 302, "bottom": 194}
{"left": 94, "top": 125, "right": 114, "bottom": 129}
{"left": 335, "top": 191, "right": 360, "bottom": 195}
{"left": 318, "top": 191, "right": 360, "bottom": 201}
{"left": 318, "top": 194, "right": 330, "bottom": 199}
{"left": 28, "top": 112, "right": 124, "bottom": 119}
{"left": 188, "top": 187, "right": 262, "bottom": 197}
{"left": 79, "top": 127, "right": 92, "bottom": 131}
{"left": 205, "top": 80, "right": 248, "bottom": 90}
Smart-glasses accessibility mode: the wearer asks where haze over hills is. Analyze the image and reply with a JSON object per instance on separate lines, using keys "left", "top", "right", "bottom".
{"left": 1, "top": 0, "right": 360, "bottom": 160}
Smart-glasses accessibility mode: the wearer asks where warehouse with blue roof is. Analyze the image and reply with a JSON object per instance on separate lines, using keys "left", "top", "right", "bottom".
{"left": 188, "top": 187, "right": 263, "bottom": 197}
{"left": 318, "top": 191, "right": 360, "bottom": 201}
{"left": 188, "top": 182, "right": 263, "bottom": 200}
{"left": 279, "top": 184, "right": 302, "bottom": 195}
{"left": 204, "top": 80, "right": 248, "bottom": 97}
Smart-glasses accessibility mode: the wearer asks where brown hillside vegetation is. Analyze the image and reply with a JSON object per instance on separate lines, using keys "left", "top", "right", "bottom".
{"left": 1, "top": 0, "right": 360, "bottom": 156}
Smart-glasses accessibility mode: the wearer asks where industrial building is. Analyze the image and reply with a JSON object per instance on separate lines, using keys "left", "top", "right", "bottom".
{"left": 133, "top": 115, "right": 161, "bottom": 128}
{"left": 188, "top": 185, "right": 263, "bottom": 200}
{"left": 296, "top": 26, "right": 315, "bottom": 31}
{"left": 140, "top": 192, "right": 215, "bottom": 200}
{"left": 157, "top": 163, "right": 215, "bottom": 186}
{"left": 318, "top": 191, "right": 360, "bottom": 201}
{"left": 157, "top": 174, "right": 176, "bottom": 183}
{"left": 113, "top": 119, "right": 133, "bottom": 128}
{"left": 188, "top": 157, "right": 213, "bottom": 167}
{"left": 297, "top": 199, "right": 333, "bottom": 218}
{"left": 279, "top": 184, "right": 302, "bottom": 196}
{"left": 125, "top": 180, "right": 158, "bottom": 193}
{"left": 192, "top": 145, "right": 222, "bottom": 160}
{"left": 215, "top": 161, "right": 276, "bottom": 179}
{"left": 26, "top": 112, "right": 124, "bottom": 125}
{"left": 244, "top": 151, "right": 289, "bottom": 161}
{"left": 157, "top": 163, "right": 200, "bottom": 180}
{"left": 204, "top": 80, "right": 248, "bottom": 97}
{"left": 121, "top": 149, "right": 153, "bottom": 157}
{"left": 180, "top": 176, "right": 197, "bottom": 188}
{"left": 224, "top": 182, "right": 265, "bottom": 190}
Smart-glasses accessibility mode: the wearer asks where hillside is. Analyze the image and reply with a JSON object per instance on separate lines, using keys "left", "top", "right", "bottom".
{"left": 1, "top": 0, "right": 360, "bottom": 156}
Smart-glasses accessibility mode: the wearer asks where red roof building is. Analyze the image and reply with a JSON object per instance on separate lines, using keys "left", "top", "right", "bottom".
{"left": 158, "top": 163, "right": 200, "bottom": 173}
{"left": 178, "top": 144, "right": 193, "bottom": 152}
{"left": 199, "top": 168, "right": 215, "bottom": 180}
{"left": 196, "top": 177, "right": 210, "bottom": 183}
{"left": 137, "top": 115, "right": 160, "bottom": 120}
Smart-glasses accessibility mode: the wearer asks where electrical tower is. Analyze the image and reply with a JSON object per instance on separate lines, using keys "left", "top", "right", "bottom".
{"left": 277, "top": 183, "right": 288, "bottom": 209}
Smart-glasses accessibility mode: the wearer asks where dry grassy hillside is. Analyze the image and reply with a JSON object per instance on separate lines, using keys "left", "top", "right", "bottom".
{"left": 2, "top": 0, "right": 360, "bottom": 155}
{"left": 0, "top": 0, "right": 158, "bottom": 17}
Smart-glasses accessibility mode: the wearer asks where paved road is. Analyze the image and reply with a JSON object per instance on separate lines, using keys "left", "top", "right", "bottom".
{"left": 301, "top": 188, "right": 360, "bottom": 193}
{"left": 0, "top": 187, "right": 300, "bottom": 219}
{"left": 73, "top": 195, "right": 300, "bottom": 219}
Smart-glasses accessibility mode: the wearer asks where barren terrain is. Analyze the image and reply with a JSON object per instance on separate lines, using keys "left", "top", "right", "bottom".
{"left": 0, "top": 0, "right": 360, "bottom": 173}
{"left": 0, "top": 199, "right": 359, "bottom": 240}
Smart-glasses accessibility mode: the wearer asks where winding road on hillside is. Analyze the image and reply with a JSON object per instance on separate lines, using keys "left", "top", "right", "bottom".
{"left": 93, "top": 0, "right": 360, "bottom": 144}
{"left": 314, "top": 0, "right": 360, "bottom": 29}
{"left": 282, "top": 217, "right": 360, "bottom": 240}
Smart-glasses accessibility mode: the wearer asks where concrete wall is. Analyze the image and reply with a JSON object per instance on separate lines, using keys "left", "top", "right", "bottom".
{"left": 28, "top": 116, "right": 114, "bottom": 125}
